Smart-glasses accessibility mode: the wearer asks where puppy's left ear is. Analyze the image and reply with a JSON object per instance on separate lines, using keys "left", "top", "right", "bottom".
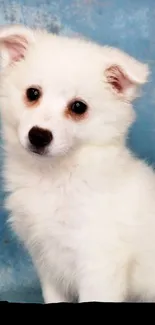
{"left": 0, "top": 25, "right": 35, "bottom": 69}
{"left": 104, "top": 48, "right": 149, "bottom": 101}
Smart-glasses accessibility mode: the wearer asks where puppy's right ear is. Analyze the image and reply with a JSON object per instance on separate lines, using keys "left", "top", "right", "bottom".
{"left": 0, "top": 25, "right": 35, "bottom": 69}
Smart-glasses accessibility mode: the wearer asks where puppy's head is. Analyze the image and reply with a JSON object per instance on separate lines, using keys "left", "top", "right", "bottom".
{"left": 0, "top": 25, "right": 149, "bottom": 157}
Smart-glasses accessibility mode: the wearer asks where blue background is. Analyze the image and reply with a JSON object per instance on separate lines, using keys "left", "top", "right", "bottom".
{"left": 0, "top": 0, "right": 155, "bottom": 303}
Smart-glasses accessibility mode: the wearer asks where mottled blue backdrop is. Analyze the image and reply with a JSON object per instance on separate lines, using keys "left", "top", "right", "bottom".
{"left": 0, "top": 0, "right": 154, "bottom": 303}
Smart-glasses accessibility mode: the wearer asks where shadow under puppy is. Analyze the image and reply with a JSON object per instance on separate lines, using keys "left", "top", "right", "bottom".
{"left": 0, "top": 25, "right": 154, "bottom": 303}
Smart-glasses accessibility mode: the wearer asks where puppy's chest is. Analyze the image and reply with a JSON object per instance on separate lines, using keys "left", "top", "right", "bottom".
{"left": 7, "top": 163, "right": 132, "bottom": 274}
{"left": 8, "top": 164, "right": 119, "bottom": 232}
{"left": 9, "top": 166, "right": 95, "bottom": 234}
{"left": 8, "top": 162, "right": 121, "bottom": 246}
{"left": 9, "top": 169, "right": 98, "bottom": 276}
{"left": 24, "top": 171, "right": 94, "bottom": 224}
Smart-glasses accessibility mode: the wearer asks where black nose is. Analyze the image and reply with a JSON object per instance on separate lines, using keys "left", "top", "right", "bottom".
{"left": 28, "top": 126, "right": 53, "bottom": 149}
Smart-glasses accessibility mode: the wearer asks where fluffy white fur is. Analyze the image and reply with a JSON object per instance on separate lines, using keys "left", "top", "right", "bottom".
{"left": 0, "top": 25, "right": 155, "bottom": 303}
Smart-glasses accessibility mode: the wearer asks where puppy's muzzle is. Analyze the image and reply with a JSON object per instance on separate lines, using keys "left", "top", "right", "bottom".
{"left": 28, "top": 126, "right": 53, "bottom": 154}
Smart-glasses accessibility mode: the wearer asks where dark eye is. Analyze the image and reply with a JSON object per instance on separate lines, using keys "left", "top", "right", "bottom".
{"left": 26, "top": 87, "right": 41, "bottom": 102}
{"left": 69, "top": 100, "right": 88, "bottom": 115}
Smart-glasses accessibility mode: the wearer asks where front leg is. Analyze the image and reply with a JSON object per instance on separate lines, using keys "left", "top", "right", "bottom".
{"left": 78, "top": 259, "right": 128, "bottom": 302}
{"left": 41, "top": 280, "right": 67, "bottom": 304}
{"left": 36, "top": 267, "right": 68, "bottom": 303}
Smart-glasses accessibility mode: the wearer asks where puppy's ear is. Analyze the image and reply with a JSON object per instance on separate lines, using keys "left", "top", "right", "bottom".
{"left": 104, "top": 48, "right": 149, "bottom": 101}
{"left": 0, "top": 25, "right": 35, "bottom": 68}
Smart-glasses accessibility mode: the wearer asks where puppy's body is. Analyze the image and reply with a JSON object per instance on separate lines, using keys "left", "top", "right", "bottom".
{"left": 0, "top": 25, "right": 155, "bottom": 302}
{"left": 5, "top": 141, "right": 155, "bottom": 302}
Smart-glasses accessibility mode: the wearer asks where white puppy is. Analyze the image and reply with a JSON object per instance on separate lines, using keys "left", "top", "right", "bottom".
{"left": 0, "top": 25, "right": 154, "bottom": 303}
